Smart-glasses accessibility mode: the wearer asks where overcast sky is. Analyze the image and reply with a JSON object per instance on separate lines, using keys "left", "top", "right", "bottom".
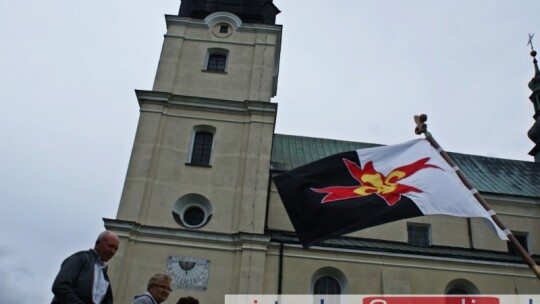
{"left": 1, "top": 0, "right": 539, "bottom": 303}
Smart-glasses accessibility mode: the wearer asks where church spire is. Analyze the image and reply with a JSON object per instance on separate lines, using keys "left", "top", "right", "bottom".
{"left": 527, "top": 33, "right": 540, "bottom": 161}
{"left": 528, "top": 33, "right": 540, "bottom": 77}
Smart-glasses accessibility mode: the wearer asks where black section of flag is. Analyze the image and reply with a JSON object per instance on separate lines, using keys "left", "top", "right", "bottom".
{"left": 273, "top": 151, "right": 423, "bottom": 248}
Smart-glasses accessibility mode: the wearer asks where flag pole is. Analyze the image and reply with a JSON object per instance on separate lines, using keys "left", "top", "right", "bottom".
{"left": 414, "top": 114, "right": 540, "bottom": 280}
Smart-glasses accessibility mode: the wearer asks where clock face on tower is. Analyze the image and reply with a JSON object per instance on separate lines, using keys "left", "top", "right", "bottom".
{"left": 166, "top": 256, "right": 210, "bottom": 290}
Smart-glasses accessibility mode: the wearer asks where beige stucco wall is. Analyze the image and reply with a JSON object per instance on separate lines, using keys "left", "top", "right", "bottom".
{"left": 488, "top": 197, "right": 540, "bottom": 253}
{"left": 270, "top": 244, "right": 540, "bottom": 294}
{"left": 116, "top": 99, "right": 276, "bottom": 235}
{"left": 152, "top": 16, "right": 281, "bottom": 103}
{"left": 105, "top": 226, "right": 540, "bottom": 304}
{"left": 108, "top": 231, "right": 265, "bottom": 304}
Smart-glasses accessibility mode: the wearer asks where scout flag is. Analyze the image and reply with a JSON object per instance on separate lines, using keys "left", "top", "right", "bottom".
{"left": 273, "top": 138, "right": 507, "bottom": 247}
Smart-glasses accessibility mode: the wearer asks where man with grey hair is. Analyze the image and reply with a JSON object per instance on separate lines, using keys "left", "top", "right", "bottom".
{"left": 51, "top": 230, "right": 120, "bottom": 304}
{"left": 133, "top": 273, "right": 173, "bottom": 304}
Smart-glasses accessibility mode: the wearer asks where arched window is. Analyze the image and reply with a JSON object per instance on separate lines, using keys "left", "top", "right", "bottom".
{"left": 312, "top": 268, "right": 345, "bottom": 304}
{"left": 444, "top": 279, "right": 479, "bottom": 295}
{"left": 191, "top": 131, "right": 213, "bottom": 165}
{"left": 313, "top": 276, "right": 341, "bottom": 295}
{"left": 188, "top": 125, "right": 216, "bottom": 166}
{"left": 204, "top": 48, "right": 229, "bottom": 72}
{"left": 311, "top": 267, "right": 347, "bottom": 299}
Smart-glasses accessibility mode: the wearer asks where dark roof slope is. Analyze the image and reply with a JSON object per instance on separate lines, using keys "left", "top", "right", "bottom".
{"left": 271, "top": 134, "right": 540, "bottom": 199}
{"left": 178, "top": 0, "right": 280, "bottom": 25}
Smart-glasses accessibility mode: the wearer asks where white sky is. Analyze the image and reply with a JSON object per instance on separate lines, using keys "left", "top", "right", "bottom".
{"left": 0, "top": 0, "right": 539, "bottom": 302}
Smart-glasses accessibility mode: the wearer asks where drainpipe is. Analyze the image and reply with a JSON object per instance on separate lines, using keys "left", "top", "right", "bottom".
{"left": 278, "top": 240, "right": 284, "bottom": 294}
{"left": 467, "top": 218, "right": 474, "bottom": 249}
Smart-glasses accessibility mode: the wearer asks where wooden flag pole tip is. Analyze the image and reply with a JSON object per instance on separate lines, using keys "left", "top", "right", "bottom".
{"left": 414, "top": 114, "right": 428, "bottom": 135}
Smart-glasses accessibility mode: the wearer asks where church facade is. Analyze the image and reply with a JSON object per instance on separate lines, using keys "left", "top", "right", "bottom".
{"left": 105, "top": 1, "right": 540, "bottom": 303}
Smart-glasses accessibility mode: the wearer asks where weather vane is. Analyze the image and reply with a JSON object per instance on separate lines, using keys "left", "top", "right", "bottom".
{"left": 528, "top": 33, "right": 535, "bottom": 52}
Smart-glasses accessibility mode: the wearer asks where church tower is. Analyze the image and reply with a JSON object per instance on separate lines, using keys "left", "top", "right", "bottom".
{"left": 105, "top": 1, "right": 282, "bottom": 302}
{"left": 527, "top": 46, "right": 540, "bottom": 161}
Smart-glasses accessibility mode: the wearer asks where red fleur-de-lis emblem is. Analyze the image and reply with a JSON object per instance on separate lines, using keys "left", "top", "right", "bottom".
{"left": 312, "top": 158, "right": 441, "bottom": 206}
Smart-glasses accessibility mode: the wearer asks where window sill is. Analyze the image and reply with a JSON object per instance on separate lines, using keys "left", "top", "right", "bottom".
{"left": 185, "top": 162, "right": 212, "bottom": 168}
{"left": 201, "top": 69, "right": 227, "bottom": 74}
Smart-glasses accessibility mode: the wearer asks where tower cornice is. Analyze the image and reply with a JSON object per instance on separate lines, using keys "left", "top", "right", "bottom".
{"left": 135, "top": 90, "right": 277, "bottom": 116}
{"left": 164, "top": 14, "right": 283, "bottom": 33}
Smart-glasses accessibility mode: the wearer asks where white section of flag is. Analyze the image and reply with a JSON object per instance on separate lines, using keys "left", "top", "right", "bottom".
{"left": 355, "top": 139, "right": 508, "bottom": 240}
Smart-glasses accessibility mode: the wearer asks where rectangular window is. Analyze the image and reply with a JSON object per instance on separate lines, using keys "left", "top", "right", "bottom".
{"left": 207, "top": 54, "right": 227, "bottom": 72}
{"left": 508, "top": 232, "right": 528, "bottom": 255}
{"left": 407, "top": 224, "right": 430, "bottom": 247}
{"left": 190, "top": 131, "right": 213, "bottom": 166}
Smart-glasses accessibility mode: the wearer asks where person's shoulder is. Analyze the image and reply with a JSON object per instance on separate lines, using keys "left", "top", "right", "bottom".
{"left": 132, "top": 293, "right": 155, "bottom": 304}
{"left": 68, "top": 249, "right": 94, "bottom": 258}
{"left": 63, "top": 249, "right": 96, "bottom": 263}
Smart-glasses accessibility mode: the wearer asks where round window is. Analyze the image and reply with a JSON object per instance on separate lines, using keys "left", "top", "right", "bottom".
{"left": 184, "top": 206, "right": 206, "bottom": 226}
{"left": 172, "top": 193, "right": 213, "bottom": 228}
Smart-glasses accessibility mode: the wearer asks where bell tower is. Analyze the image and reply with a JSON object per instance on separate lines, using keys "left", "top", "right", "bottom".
{"left": 105, "top": 1, "right": 282, "bottom": 302}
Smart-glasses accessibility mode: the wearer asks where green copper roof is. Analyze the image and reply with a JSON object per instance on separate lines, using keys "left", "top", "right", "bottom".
{"left": 271, "top": 134, "right": 540, "bottom": 199}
